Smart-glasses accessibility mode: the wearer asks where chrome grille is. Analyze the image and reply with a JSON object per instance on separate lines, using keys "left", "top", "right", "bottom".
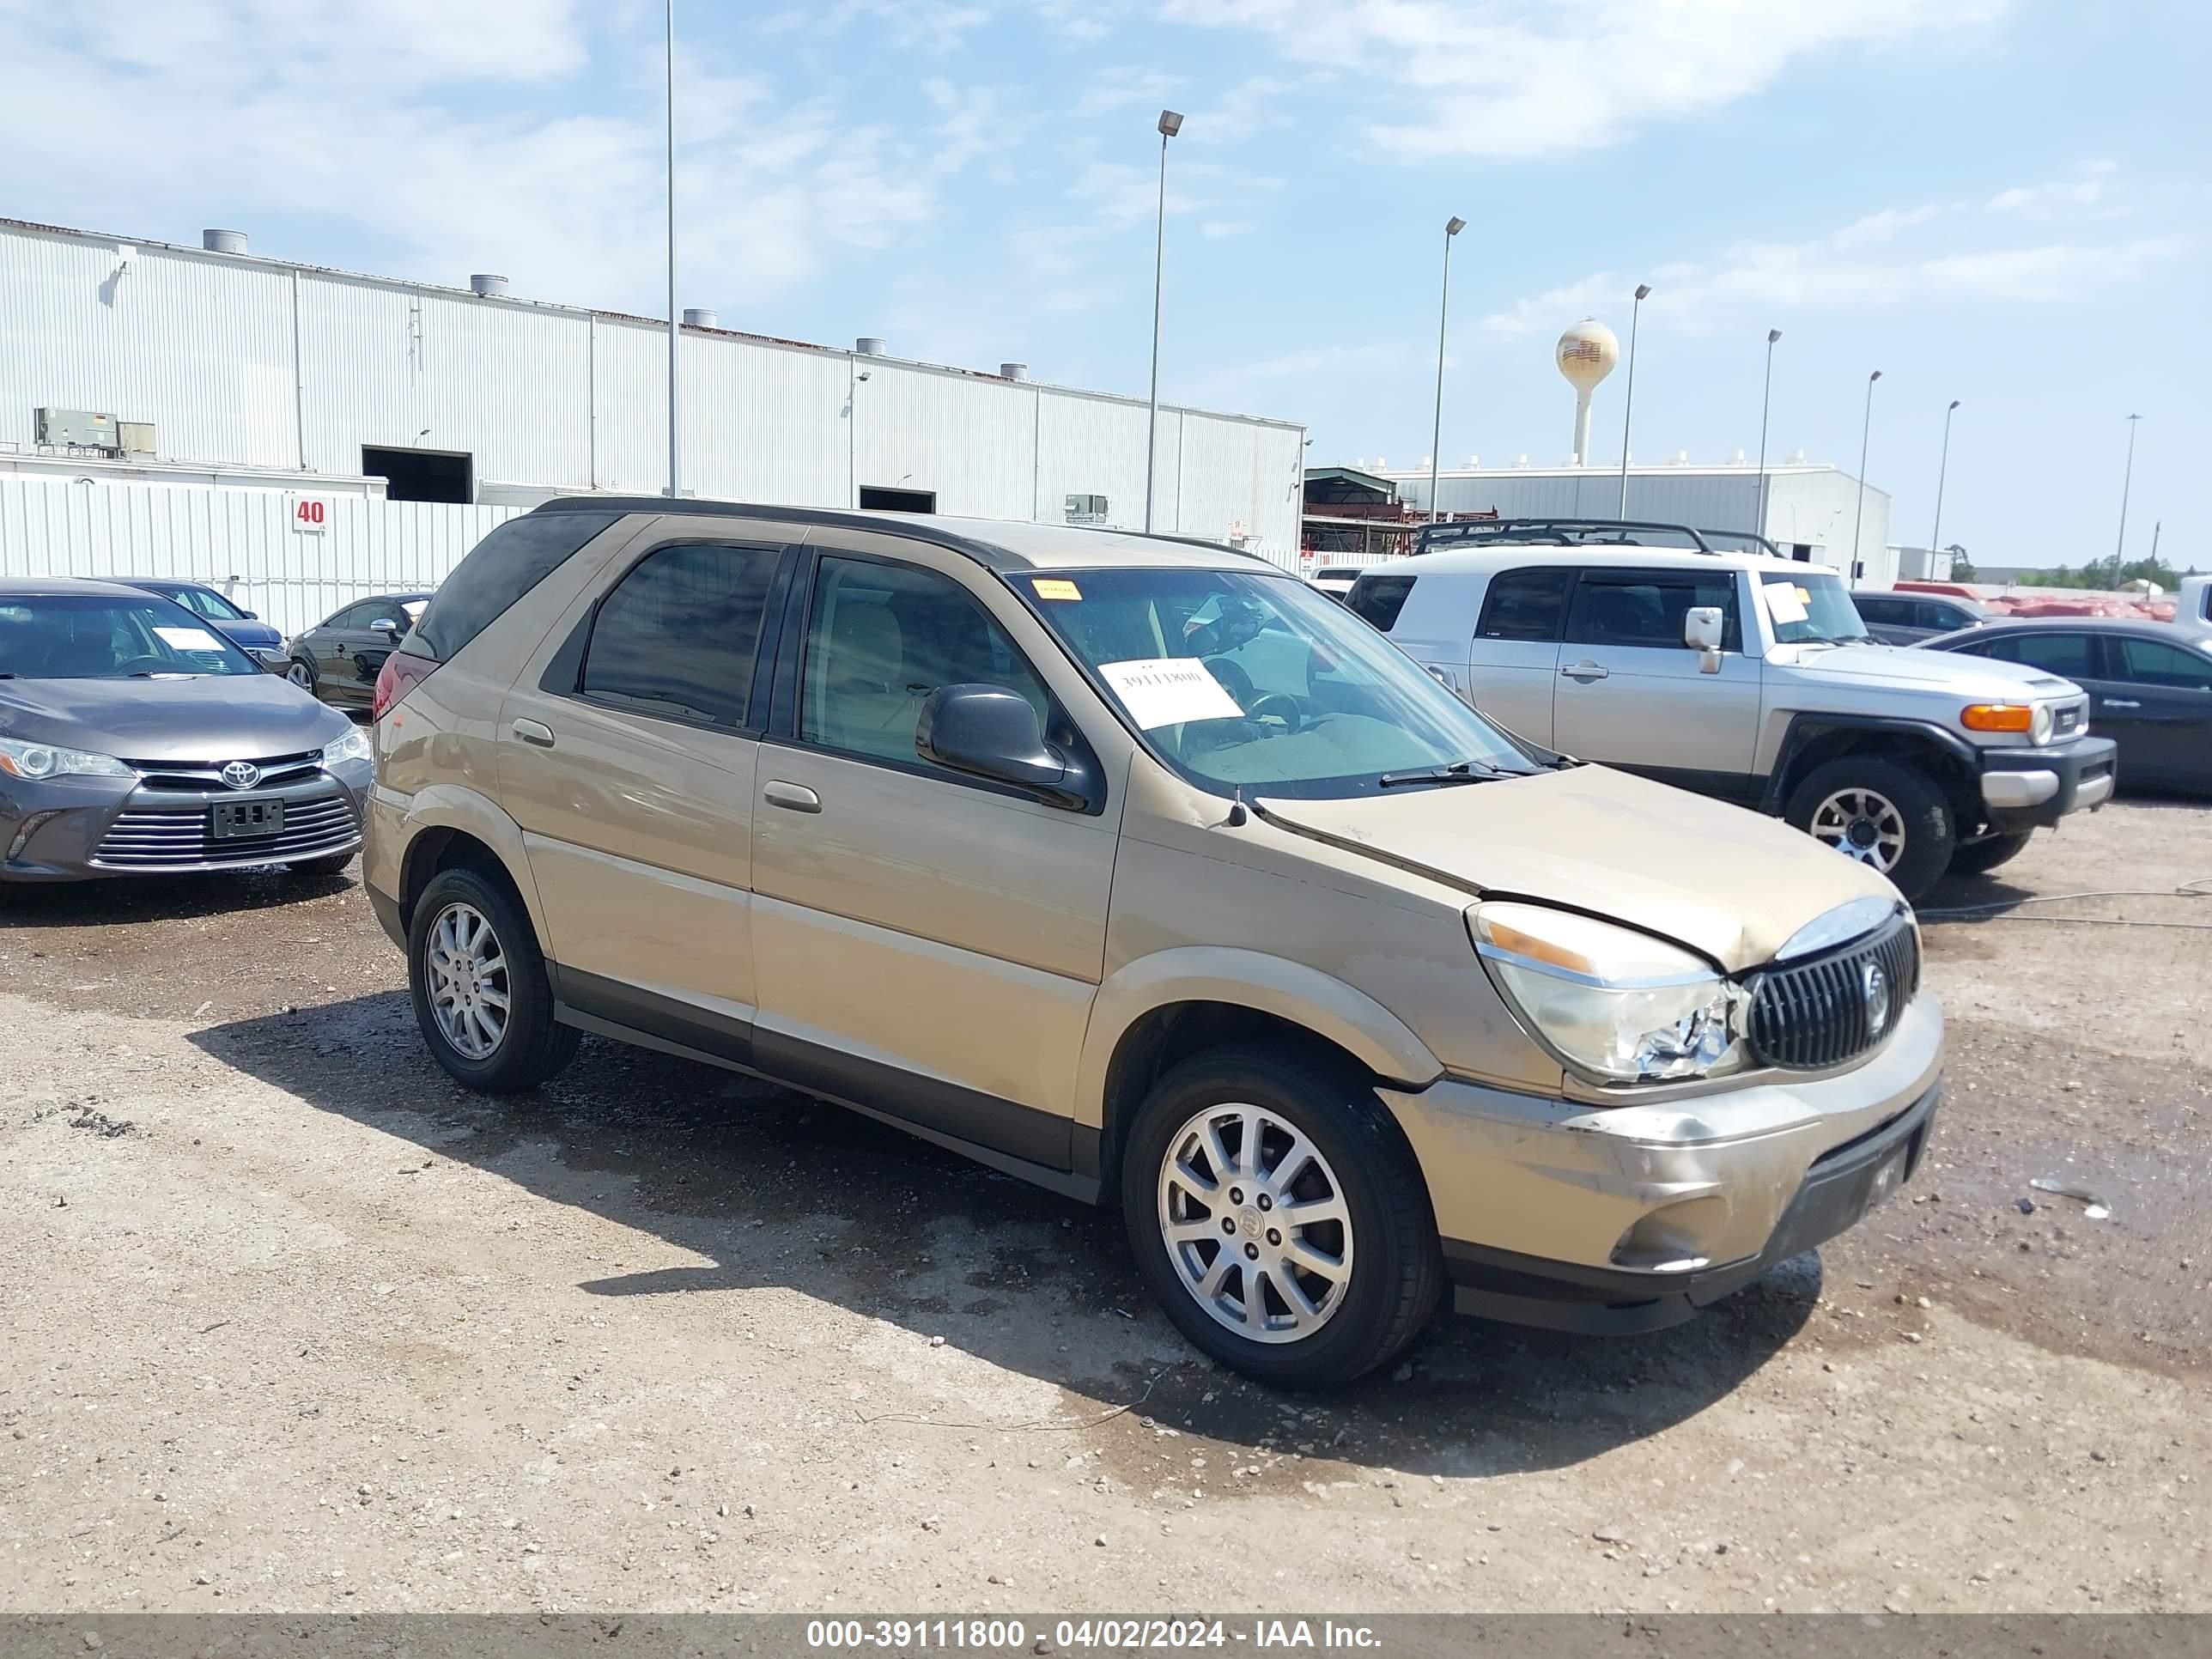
{"left": 121, "top": 750, "right": 324, "bottom": 792}
{"left": 1747, "top": 914, "right": 1920, "bottom": 1071}
{"left": 92, "top": 793, "right": 360, "bottom": 869}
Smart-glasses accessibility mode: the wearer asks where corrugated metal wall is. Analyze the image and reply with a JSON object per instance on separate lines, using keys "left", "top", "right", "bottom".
{"left": 0, "top": 477, "right": 513, "bottom": 636}
{"left": 2, "top": 221, "right": 1304, "bottom": 566}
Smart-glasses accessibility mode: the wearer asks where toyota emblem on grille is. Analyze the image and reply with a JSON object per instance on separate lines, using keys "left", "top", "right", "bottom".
{"left": 1861, "top": 960, "right": 1891, "bottom": 1035}
{"left": 219, "top": 761, "right": 261, "bottom": 791}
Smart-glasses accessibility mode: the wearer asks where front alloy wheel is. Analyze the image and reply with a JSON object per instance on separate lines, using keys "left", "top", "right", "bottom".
{"left": 1157, "top": 1103, "right": 1355, "bottom": 1343}
{"left": 1121, "top": 1045, "right": 1443, "bottom": 1389}
{"left": 1809, "top": 787, "right": 1906, "bottom": 872}
{"left": 424, "top": 901, "right": 509, "bottom": 1060}
{"left": 286, "top": 659, "right": 315, "bottom": 690}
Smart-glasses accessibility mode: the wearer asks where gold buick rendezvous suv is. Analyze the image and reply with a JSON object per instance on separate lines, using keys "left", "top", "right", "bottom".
{"left": 366, "top": 500, "right": 1942, "bottom": 1389}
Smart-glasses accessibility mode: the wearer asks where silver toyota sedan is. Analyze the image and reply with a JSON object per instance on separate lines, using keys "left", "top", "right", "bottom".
{"left": 0, "top": 577, "right": 372, "bottom": 885}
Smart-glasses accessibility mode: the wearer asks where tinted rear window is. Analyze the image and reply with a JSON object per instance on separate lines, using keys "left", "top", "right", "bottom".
{"left": 1477, "top": 567, "right": 1572, "bottom": 641}
{"left": 412, "top": 510, "right": 622, "bottom": 661}
{"left": 1345, "top": 573, "right": 1417, "bottom": 632}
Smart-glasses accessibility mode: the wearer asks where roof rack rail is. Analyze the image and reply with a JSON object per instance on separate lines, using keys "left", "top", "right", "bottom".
{"left": 1413, "top": 517, "right": 1784, "bottom": 560}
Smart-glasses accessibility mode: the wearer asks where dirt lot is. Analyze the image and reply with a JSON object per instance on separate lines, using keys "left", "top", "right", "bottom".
{"left": 3, "top": 800, "right": 2208, "bottom": 1615}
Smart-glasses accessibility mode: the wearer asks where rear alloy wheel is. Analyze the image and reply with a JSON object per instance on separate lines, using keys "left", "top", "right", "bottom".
{"left": 1122, "top": 1045, "right": 1442, "bottom": 1390}
{"left": 1948, "top": 830, "right": 2033, "bottom": 878}
{"left": 285, "top": 659, "right": 316, "bottom": 692}
{"left": 1784, "top": 756, "right": 1955, "bottom": 902}
{"left": 407, "top": 867, "right": 580, "bottom": 1092}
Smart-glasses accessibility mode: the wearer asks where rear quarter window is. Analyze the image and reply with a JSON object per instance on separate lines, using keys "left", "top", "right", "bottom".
{"left": 411, "top": 510, "right": 623, "bottom": 661}
{"left": 1345, "top": 573, "right": 1417, "bottom": 632}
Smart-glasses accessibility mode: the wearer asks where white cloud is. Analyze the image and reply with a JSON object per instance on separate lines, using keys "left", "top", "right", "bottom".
{"left": 1479, "top": 183, "right": 2192, "bottom": 337}
{"left": 0, "top": 0, "right": 958, "bottom": 313}
{"left": 1987, "top": 161, "right": 2124, "bottom": 219}
{"left": 1164, "top": 0, "right": 2011, "bottom": 159}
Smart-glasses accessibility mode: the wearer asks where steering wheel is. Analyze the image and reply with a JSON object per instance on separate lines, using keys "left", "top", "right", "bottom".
{"left": 1202, "top": 656, "right": 1255, "bottom": 710}
{"left": 1248, "top": 693, "right": 1304, "bottom": 733}
{"left": 114, "top": 655, "right": 172, "bottom": 676}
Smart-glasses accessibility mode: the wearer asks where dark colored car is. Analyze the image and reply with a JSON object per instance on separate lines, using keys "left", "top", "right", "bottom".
{"left": 286, "top": 593, "right": 433, "bottom": 707}
{"left": 0, "top": 578, "right": 370, "bottom": 885}
{"left": 1853, "top": 590, "right": 1989, "bottom": 647}
{"left": 113, "top": 578, "right": 290, "bottom": 672}
{"left": 1921, "top": 618, "right": 2212, "bottom": 794}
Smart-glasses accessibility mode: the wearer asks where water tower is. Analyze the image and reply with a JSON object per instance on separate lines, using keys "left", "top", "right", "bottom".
{"left": 1555, "top": 319, "right": 1619, "bottom": 466}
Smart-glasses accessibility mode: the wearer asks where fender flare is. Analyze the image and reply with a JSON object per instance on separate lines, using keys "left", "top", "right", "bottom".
{"left": 392, "top": 786, "right": 548, "bottom": 941}
{"left": 1759, "top": 714, "right": 1980, "bottom": 816}
{"left": 1073, "top": 946, "right": 1445, "bottom": 1132}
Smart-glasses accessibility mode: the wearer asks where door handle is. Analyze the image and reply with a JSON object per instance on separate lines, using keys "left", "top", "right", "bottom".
{"left": 763, "top": 780, "right": 822, "bottom": 813}
{"left": 1559, "top": 660, "right": 1610, "bottom": 682}
{"left": 2102, "top": 699, "right": 2140, "bottom": 710}
{"left": 511, "top": 718, "right": 556, "bottom": 747}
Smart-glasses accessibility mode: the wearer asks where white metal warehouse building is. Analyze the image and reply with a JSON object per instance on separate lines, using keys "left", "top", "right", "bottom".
{"left": 1385, "top": 460, "right": 1896, "bottom": 589}
{"left": 0, "top": 216, "right": 1306, "bottom": 632}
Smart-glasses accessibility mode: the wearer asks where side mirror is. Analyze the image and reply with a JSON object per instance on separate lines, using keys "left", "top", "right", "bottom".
{"left": 370, "top": 618, "right": 399, "bottom": 637}
{"left": 1683, "top": 605, "right": 1725, "bottom": 674}
{"left": 917, "top": 684, "right": 1096, "bottom": 811}
{"left": 240, "top": 610, "right": 258, "bottom": 620}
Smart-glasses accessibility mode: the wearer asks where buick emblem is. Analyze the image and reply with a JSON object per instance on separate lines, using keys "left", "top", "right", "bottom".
{"left": 1861, "top": 960, "right": 1891, "bottom": 1035}
{"left": 219, "top": 760, "right": 261, "bottom": 792}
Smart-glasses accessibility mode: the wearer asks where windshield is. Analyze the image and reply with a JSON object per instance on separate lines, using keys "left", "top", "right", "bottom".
{"left": 0, "top": 595, "right": 261, "bottom": 679}
{"left": 1758, "top": 571, "right": 1872, "bottom": 646}
{"left": 1018, "top": 567, "right": 1540, "bottom": 799}
{"left": 173, "top": 585, "right": 248, "bottom": 622}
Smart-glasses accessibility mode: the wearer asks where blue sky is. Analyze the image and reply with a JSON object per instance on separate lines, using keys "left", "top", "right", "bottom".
{"left": 3, "top": 0, "right": 2205, "bottom": 568}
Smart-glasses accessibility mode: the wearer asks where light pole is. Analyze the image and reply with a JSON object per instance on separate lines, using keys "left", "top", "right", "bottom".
{"left": 1754, "top": 328, "right": 1781, "bottom": 536}
{"left": 1617, "top": 283, "right": 1650, "bottom": 516}
{"left": 1426, "top": 216, "right": 1466, "bottom": 526}
{"left": 1929, "top": 398, "right": 1960, "bottom": 564}
{"left": 2116, "top": 413, "right": 2142, "bottom": 561}
{"left": 1144, "top": 109, "right": 1183, "bottom": 534}
{"left": 1851, "top": 369, "right": 1882, "bottom": 582}
{"left": 664, "top": 0, "right": 680, "bottom": 499}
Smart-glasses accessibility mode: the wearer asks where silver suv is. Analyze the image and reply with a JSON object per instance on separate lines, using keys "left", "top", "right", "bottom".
{"left": 1350, "top": 520, "right": 2118, "bottom": 898}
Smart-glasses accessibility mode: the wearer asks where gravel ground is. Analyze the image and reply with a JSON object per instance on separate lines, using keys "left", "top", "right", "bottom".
{"left": 2, "top": 800, "right": 2208, "bottom": 1614}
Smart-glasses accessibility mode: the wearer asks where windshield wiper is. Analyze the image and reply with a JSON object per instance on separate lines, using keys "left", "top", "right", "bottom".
{"left": 1377, "top": 761, "right": 1500, "bottom": 788}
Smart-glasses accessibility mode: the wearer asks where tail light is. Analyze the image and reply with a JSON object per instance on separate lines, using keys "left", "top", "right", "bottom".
{"left": 374, "top": 649, "right": 439, "bottom": 720}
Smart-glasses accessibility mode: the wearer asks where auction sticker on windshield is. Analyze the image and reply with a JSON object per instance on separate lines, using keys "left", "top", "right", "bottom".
{"left": 154, "top": 626, "right": 222, "bottom": 651}
{"left": 1100, "top": 657, "right": 1244, "bottom": 729}
{"left": 1762, "top": 584, "right": 1810, "bottom": 625}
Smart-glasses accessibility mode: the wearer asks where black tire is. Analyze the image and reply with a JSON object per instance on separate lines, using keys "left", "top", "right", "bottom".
{"left": 1948, "top": 830, "right": 2033, "bottom": 878}
{"left": 1783, "top": 755, "right": 1957, "bottom": 902}
{"left": 287, "top": 852, "right": 355, "bottom": 879}
{"left": 1121, "top": 1043, "right": 1443, "bottom": 1391}
{"left": 407, "top": 866, "right": 580, "bottom": 1093}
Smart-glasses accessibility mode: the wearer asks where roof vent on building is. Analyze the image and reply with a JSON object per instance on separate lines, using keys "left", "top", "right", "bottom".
{"left": 1673, "top": 451, "right": 1691, "bottom": 465}
{"left": 1789, "top": 449, "right": 1808, "bottom": 465}
{"left": 856, "top": 337, "right": 887, "bottom": 356}
{"left": 1514, "top": 455, "right": 1528, "bottom": 468}
{"left": 1731, "top": 448, "right": 1747, "bottom": 464}
{"left": 683, "top": 307, "right": 719, "bottom": 328}
{"left": 1000, "top": 362, "right": 1030, "bottom": 380}
{"left": 1467, "top": 455, "right": 1480, "bottom": 469}
{"left": 470, "top": 274, "right": 509, "bottom": 299}
{"left": 202, "top": 229, "right": 248, "bottom": 255}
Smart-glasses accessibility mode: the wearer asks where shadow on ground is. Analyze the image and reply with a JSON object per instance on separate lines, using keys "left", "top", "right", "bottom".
{"left": 191, "top": 990, "right": 1817, "bottom": 1477}
{"left": 0, "top": 866, "right": 353, "bottom": 928}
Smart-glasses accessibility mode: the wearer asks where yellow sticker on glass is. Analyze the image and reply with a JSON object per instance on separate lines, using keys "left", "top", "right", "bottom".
{"left": 1033, "top": 579, "right": 1083, "bottom": 601}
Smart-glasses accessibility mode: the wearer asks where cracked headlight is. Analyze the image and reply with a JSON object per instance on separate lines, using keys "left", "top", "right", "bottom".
{"left": 1471, "top": 902, "right": 1749, "bottom": 1085}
